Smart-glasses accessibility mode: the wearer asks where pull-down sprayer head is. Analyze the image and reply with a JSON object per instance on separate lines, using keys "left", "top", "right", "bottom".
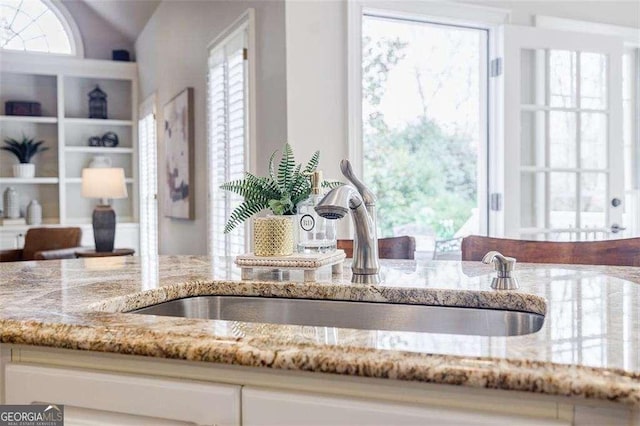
{"left": 315, "top": 185, "right": 362, "bottom": 220}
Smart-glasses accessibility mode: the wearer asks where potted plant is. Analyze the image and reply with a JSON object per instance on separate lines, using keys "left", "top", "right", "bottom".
{"left": 221, "top": 143, "right": 340, "bottom": 256}
{"left": 1, "top": 135, "right": 49, "bottom": 178}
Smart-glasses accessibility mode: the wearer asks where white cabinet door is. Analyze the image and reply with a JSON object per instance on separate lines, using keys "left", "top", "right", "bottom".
{"left": 0, "top": 229, "right": 24, "bottom": 249}
{"left": 5, "top": 364, "right": 240, "bottom": 426}
{"left": 242, "top": 387, "right": 568, "bottom": 426}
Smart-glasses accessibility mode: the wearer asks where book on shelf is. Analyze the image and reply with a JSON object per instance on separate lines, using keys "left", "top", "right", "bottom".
{"left": 0, "top": 218, "right": 26, "bottom": 225}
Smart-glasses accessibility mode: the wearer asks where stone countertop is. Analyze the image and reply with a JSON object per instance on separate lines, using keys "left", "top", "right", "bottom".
{"left": 0, "top": 256, "right": 638, "bottom": 405}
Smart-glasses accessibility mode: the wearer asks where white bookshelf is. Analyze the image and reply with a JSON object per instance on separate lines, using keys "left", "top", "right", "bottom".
{"left": 0, "top": 115, "right": 58, "bottom": 124}
{"left": 0, "top": 55, "right": 139, "bottom": 251}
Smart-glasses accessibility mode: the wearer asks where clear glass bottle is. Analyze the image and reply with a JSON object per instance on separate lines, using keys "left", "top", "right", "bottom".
{"left": 297, "top": 170, "right": 336, "bottom": 253}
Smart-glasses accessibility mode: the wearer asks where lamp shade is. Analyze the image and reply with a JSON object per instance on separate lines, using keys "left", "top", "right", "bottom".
{"left": 81, "top": 168, "right": 128, "bottom": 199}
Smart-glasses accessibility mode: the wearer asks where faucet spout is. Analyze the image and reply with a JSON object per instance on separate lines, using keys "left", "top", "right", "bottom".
{"left": 315, "top": 160, "right": 380, "bottom": 283}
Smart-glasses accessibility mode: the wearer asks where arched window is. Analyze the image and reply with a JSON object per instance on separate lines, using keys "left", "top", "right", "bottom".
{"left": 0, "top": 0, "right": 83, "bottom": 56}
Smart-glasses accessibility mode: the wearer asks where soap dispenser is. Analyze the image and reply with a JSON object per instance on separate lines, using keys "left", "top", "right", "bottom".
{"left": 296, "top": 170, "right": 337, "bottom": 253}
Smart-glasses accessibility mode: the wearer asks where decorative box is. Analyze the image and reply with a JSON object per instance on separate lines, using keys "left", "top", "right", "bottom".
{"left": 5, "top": 101, "right": 42, "bottom": 116}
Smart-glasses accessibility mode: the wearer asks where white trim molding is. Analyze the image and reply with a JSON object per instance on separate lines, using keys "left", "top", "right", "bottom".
{"left": 535, "top": 15, "right": 640, "bottom": 48}
{"left": 47, "top": 0, "right": 84, "bottom": 57}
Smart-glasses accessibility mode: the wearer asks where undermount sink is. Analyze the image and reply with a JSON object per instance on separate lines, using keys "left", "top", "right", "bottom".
{"left": 130, "top": 296, "right": 544, "bottom": 337}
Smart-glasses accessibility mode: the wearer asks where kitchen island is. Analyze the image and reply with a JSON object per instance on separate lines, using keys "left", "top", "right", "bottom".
{"left": 0, "top": 256, "right": 638, "bottom": 425}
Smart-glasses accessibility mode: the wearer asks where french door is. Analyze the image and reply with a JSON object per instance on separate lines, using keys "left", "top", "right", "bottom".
{"left": 500, "top": 25, "right": 625, "bottom": 241}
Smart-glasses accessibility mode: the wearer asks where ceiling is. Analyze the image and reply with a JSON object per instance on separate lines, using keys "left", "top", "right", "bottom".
{"left": 78, "top": 0, "right": 160, "bottom": 42}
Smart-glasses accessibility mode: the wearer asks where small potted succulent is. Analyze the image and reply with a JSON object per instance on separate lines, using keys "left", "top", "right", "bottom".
{"left": 1, "top": 135, "right": 49, "bottom": 178}
{"left": 221, "top": 143, "right": 340, "bottom": 256}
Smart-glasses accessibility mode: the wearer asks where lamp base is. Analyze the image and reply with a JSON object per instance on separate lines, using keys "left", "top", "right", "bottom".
{"left": 93, "top": 205, "right": 116, "bottom": 252}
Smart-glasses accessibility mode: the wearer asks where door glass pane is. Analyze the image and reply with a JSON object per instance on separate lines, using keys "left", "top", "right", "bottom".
{"left": 581, "top": 173, "right": 607, "bottom": 228}
{"left": 580, "top": 112, "right": 607, "bottom": 169}
{"left": 520, "top": 111, "right": 546, "bottom": 167}
{"left": 549, "top": 50, "right": 577, "bottom": 108}
{"left": 549, "top": 111, "right": 576, "bottom": 168}
{"left": 549, "top": 172, "right": 576, "bottom": 228}
{"left": 521, "top": 172, "right": 546, "bottom": 228}
{"left": 362, "top": 15, "right": 487, "bottom": 254}
{"left": 580, "top": 52, "right": 607, "bottom": 110}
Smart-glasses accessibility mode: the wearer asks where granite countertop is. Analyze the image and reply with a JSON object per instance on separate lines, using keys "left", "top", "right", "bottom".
{"left": 0, "top": 256, "right": 638, "bottom": 405}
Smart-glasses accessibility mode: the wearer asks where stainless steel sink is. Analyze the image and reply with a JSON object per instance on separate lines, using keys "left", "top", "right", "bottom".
{"left": 130, "top": 296, "right": 544, "bottom": 337}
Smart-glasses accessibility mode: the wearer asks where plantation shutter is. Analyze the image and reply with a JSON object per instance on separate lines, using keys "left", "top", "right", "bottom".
{"left": 138, "top": 96, "right": 158, "bottom": 258}
{"left": 208, "top": 26, "right": 248, "bottom": 272}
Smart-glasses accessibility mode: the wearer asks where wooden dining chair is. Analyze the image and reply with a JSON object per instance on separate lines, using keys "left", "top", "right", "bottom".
{"left": 337, "top": 236, "right": 417, "bottom": 260}
{"left": 461, "top": 235, "right": 640, "bottom": 266}
{"left": 0, "top": 227, "right": 83, "bottom": 262}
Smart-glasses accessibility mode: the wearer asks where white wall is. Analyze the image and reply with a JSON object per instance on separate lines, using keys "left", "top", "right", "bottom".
{"left": 61, "top": 0, "right": 133, "bottom": 60}
{"left": 135, "top": 0, "right": 287, "bottom": 255}
{"left": 285, "top": 0, "right": 348, "bottom": 183}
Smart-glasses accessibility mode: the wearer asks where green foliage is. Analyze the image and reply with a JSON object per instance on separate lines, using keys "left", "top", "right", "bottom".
{"left": 2, "top": 135, "right": 49, "bottom": 164}
{"left": 220, "top": 143, "right": 341, "bottom": 233}
{"left": 362, "top": 35, "right": 408, "bottom": 108}
{"left": 362, "top": 34, "right": 477, "bottom": 239}
{"left": 365, "top": 117, "right": 477, "bottom": 239}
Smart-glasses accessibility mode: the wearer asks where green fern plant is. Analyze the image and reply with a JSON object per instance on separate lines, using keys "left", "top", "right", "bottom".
{"left": 2, "top": 135, "right": 49, "bottom": 163}
{"left": 220, "top": 143, "right": 341, "bottom": 233}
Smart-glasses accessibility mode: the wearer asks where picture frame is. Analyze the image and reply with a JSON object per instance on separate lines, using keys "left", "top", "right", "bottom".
{"left": 163, "top": 87, "right": 195, "bottom": 219}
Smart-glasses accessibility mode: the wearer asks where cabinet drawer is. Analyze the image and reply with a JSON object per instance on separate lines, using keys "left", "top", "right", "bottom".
{"left": 242, "top": 387, "right": 569, "bottom": 426}
{"left": 6, "top": 363, "right": 240, "bottom": 425}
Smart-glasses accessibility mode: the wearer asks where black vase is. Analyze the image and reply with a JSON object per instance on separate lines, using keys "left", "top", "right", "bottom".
{"left": 93, "top": 205, "right": 115, "bottom": 252}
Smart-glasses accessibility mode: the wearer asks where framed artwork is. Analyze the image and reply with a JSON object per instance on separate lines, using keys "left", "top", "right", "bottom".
{"left": 163, "top": 87, "right": 194, "bottom": 219}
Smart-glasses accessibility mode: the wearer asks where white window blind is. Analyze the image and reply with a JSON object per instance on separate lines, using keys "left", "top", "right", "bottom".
{"left": 138, "top": 97, "right": 158, "bottom": 258}
{"left": 208, "top": 26, "right": 248, "bottom": 273}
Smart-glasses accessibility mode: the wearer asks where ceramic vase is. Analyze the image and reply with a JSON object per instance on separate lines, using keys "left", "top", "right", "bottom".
{"left": 26, "top": 200, "right": 42, "bottom": 225}
{"left": 3, "top": 187, "right": 20, "bottom": 219}
{"left": 12, "top": 163, "right": 35, "bottom": 178}
{"left": 253, "top": 216, "right": 295, "bottom": 256}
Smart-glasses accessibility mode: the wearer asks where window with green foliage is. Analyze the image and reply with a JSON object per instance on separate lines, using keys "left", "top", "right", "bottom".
{"left": 362, "top": 14, "right": 488, "bottom": 253}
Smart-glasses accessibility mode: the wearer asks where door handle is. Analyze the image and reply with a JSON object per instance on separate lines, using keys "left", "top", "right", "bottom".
{"left": 611, "top": 223, "right": 626, "bottom": 233}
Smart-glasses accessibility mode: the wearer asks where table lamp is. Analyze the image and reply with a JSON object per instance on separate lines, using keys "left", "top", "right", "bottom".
{"left": 81, "top": 167, "right": 128, "bottom": 252}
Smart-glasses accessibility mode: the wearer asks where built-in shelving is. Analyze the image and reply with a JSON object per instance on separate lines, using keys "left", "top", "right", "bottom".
{"left": 64, "top": 147, "right": 134, "bottom": 154}
{"left": 0, "top": 177, "right": 59, "bottom": 184}
{"left": 65, "top": 177, "right": 134, "bottom": 184}
{"left": 0, "top": 115, "right": 58, "bottom": 124}
{"left": 0, "top": 54, "right": 139, "bottom": 252}
{"left": 64, "top": 118, "right": 133, "bottom": 126}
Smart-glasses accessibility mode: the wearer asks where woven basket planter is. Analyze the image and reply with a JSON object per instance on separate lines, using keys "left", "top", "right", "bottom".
{"left": 253, "top": 216, "right": 295, "bottom": 256}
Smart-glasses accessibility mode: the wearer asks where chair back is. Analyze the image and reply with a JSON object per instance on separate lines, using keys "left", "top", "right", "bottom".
{"left": 338, "top": 236, "right": 416, "bottom": 260}
{"left": 461, "top": 235, "right": 640, "bottom": 266}
{"left": 22, "top": 227, "right": 82, "bottom": 260}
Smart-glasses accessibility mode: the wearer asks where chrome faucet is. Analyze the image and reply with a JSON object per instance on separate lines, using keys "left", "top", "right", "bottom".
{"left": 482, "top": 251, "right": 519, "bottom": 290}
{"left": 315, "top": 160, "right": 380, "bottom": 284}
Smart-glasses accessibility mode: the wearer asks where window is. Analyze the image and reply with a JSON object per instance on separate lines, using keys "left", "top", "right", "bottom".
{"left": 138, "top": 95, "right": 158, "bottom": 258}
{"left": 207, "top": 14, "right": 252, "bottom": 274}
{"left": 0, "top": 0, "right": 82, "bottom": 56}
{"left": 360, "top": 11, "right": 489, "bottom": 256}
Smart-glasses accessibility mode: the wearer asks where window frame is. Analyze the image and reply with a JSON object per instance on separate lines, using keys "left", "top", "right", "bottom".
{"left": 347, "top": 1, "right": 508, "bottom": 238}
{"left": 206, "top": 9, "right": 256, "bottom": 262}
{"left": 1, "top": 0, "right": 84, "bottom": 57}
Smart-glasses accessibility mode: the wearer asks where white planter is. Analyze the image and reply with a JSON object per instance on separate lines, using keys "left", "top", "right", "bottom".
{"left": 12, "top": 163, "right": 35, "bottom": 178}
